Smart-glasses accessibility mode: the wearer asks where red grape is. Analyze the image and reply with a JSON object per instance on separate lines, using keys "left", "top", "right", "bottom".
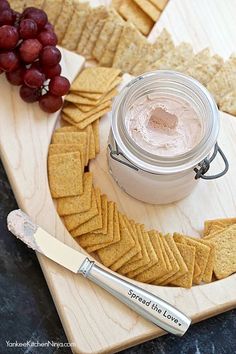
{"left": 40, "top": 46, "right": 61, "bottom": 67}
{"left": 24, "top": 68, "right": 45, "bottom": 88}
{"left": 43, "top": 63, "right": 61, "bottom": 78}
{"left": 39, "top": 93, "right": 63, "bottom": 113}
{"left": 44, "top": 22, "right": 54, "bottom": 32}
{"left": 0, "top": 51, "right": 19, "bottom": 72}
{"left": 0, "top": 0, "right": 10, "bottom": 12}
{"left": 19, "top": 19, "right": 38, "bottom": 39}
{"left": 6, "top": 65, "right": 26, "bottom": 85}
{"left": 30, "top": 61, "right": 42, "bottom": 71}
{"left": 12, "top": 10, "right": 20, "bottom": 24}
{"left": 49, "top": 76, "right": 70, "bottom": 96}
{"left": 19, "top": 39, "right": 42, "bottom": 63}
{"left": 38, "top": 30, "right": 57, "bottom": 46}
{"left": 23, "top": 7, "right": 48, "bottom": 31}
{"left": 0, "top": 25, "right": 19, "bottom": 50}
{"left": 20, "top": 85, "right": 41, "bottom": 103}
{"left": 0, "top": 9, "right": 14, "bottom": 26}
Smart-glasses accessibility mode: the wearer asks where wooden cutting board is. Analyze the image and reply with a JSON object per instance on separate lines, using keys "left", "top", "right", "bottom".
{"left": 0, "top": 0, "right": 236, "bottom": 353}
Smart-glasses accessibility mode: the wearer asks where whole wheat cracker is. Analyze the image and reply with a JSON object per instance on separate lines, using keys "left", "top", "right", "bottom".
{"left": 54, "top": 0, "right": 75, "bottom": 43}
{"left": 207, "top": 54, "right": 236, "bottom": 104}
{"left": 97, "top": 213, "right": 135, "bottom": 268}
{"left": 118, "top": 0, "right": 154, "bottom": 35}
{"left": 57, "top": 172, "right": 93, "bottom": 216}
{"left": 86, "top": 203, "right": 121, "bottom": 252}
{"left": 61, "top": 8, "right": 90, "bottom": 51}
{"left": 133, "top": 0, "right": 161, "bottom": 22}
{"left": 170, "top": 243, "right": 195, "bottom": 288}
{"left": 42, "top": 0, "right": 64, "bottom": 25}
{"left": 64, "top": 188, "right": 98, "bottom": 231}
{"left": 71, "top": 189, "right": 103, "bottom": 237}
{"left": 48, "top": 152, "right": 83, "bottom": 199}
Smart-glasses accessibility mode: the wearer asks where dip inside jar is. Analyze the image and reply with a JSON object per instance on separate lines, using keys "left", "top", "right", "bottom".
{"left": 125, "top": 94, "right": 203, "bottom": 157}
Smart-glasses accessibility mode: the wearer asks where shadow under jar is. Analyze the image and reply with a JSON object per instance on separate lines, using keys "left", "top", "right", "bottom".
{"left": 108, "top": 71, "right": 228, "bottom": 205}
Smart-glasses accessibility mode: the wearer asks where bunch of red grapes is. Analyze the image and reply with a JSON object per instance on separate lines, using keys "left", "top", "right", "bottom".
{"left": 0, "top": 0, "right": 70, "bottom": 113}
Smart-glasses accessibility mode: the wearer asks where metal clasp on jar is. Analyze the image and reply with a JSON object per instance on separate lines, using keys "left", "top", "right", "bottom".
{"left": 108, "top": 142, "right": 229, "bottom": 180}
{"left": 194, "top": 143, "right": 229, "bottom": 180}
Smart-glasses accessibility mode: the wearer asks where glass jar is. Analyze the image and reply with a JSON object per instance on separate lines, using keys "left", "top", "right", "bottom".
{"left": 107, "top": 71, "right": 228, "bottom": 205}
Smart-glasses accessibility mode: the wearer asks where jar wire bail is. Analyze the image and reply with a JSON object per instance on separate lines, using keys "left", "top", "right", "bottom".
{"left": 194, "top": 143, "right": 229, "bottom": 180}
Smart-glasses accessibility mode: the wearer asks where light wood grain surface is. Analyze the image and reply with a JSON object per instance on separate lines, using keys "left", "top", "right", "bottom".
{"left": 0, "top": 1, "right": 236, "bottom": 353}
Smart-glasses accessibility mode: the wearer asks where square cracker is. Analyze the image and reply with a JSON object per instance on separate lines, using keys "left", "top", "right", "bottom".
{"left": 149, "top": 0, "right": 168, "bottom": 10}
{"left": 42, "top": 0, "right": 64, "bottom": 25}
{"left": 177, "top": 47, "right": 211, "bottom": 72}
{"left": 198, "top": 239, "right": 215, "bottom": 283}
{"left": 112, "top": 23, "right": 147, "bottom": 73}
{"left": 204, "top": 218, "right": 236, "bottom": 237}
{"left": 171, "top": 243, "right": 195, "bottom": 288}
{"left": 71, "top": 188, "right": 103, "bottom": 236}
{"left": 160, "top": 235, "right": 188, "bottom": 285}
{"left": 76, "top": 6, "right": 108, "bottom": 54}
{"left": 99, "top": 22, "right": 124, "bottom": 67}
{"left": 83, "top": 19, "right": 106, "bottom": 59}
{"left": 118, "top": 224, "right": 150, "bottom": 275}
{"left": 112, "top": 0, "right": 123, "bottom": 10}
{"left": 97, "top": 213, "right": 135, "bottom": 268}
{"left": 93, "top": 10, "right": 123, "bottom": 61}
{"left": 48, "top": 152, "right": 83, "bottom": 198}
{"left": 158, "top": 234, "right": 172, "bottom": 272}
{"left": 48, "top": 143, "right": 85, "bottom": 172}
{"left": 173, "top": 233, "right": 210, "bottom": 284}
{"left": 76, "top": 106, "right": 111, "bottom": 130}
{"left": 207, "top": 225, "right": 236, "bottom": 279}
{"left": 54, "top": 124, "right": 95, "bottom": 161}
{"left": 119, "top": 0, "right": 154, "bottom": 35}
{"left": 126, "top": 220, "right": 142, "bottom": 262}
{"left": 54, "top": 0, "right": 75, "bottom": 43}
{"left": 71, "top": 67, "right": 121, "bottom": 93}
{"left": 24, "top": 0, "right": 44, "bottom": 9}
{"left": 220, "top": 90, "right": 236, "bottom": 115}
{"left": 131, "top": 28, "right": 174, "bottom": 75}
{"left": 153, "top": 43, "right": 194, "bottom": 70}
{"left": 133, "top": 0, "right": 161, "bottom": 22}
{"left": 78, "top": 88, "right": 118, "bottom": 113}
{"left": 83, "top": 7, "right": 111, "bottom": 59}
{"left": 61, "top": 8, "right": 90, "bottom": 51}
{"left": 152, "top": 234, "right": 180, "bottom": 285}
{"left": 9, "top": 0, "right": 24, "bottom": 13}
{"left": 109, "top": 216, "right": 141, "bottom": 271}
{"left": 86, "top": 203, "right": 121, "bottom": 253}
{"left": 56, "top": 172, "right": 93, "bottom": 216}
{"left": 207, "top": 54, "right": 236, "bottom": 104}
{"left": 92, "top": 120, "right": 100, "bottom": 154}
{"left": 127, "top": 228, "right": 158, "bottom": 278}
{"left": 63, "top": 101, "right": 111, "bottom": 123}
{"left": 135, "top": 230, "right": 168, "bottom": 283}
{"left": 64, "top": 188, "right": 98, "bottom": 231}
{"left": 79, "top": 79, "right": 120, "bottom": 101}
{"left": 78, "top": 197, "right": 112, "bottom": 248}
{"left": 184, "top": 51, "right": 224, "bottom": 86}
{"left": 93, "top": 195, "right": 108, "bottom": 235}
{"left": 51, "top": 131, "right": 88, "bottom": 166}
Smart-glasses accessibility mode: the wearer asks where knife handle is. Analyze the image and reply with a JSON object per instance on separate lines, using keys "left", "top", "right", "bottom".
{"left": 79, "top": 258, "right": 191, "bottom": 336}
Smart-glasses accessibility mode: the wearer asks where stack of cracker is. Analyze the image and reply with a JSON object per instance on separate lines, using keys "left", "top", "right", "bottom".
{"left": 62, "top": 67, "right": 121, "bottom": 129}
{"left": 203, "top": 218, "right": 236, "bottom": 280}
{"left": 48, "top": 124, "right": 99, "bottom": 234}
{"left": 113, "top": 0, "right": 168, "bottom": 35}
